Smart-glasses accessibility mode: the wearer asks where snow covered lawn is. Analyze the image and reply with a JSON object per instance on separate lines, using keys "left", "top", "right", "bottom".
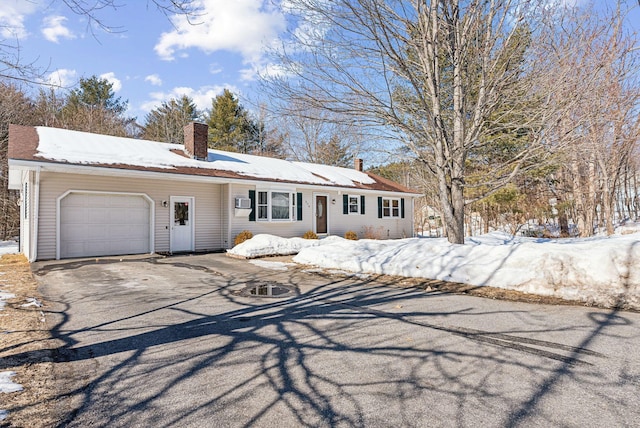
{"left": 228, "top": 231, "right": 640, "bottom": 309}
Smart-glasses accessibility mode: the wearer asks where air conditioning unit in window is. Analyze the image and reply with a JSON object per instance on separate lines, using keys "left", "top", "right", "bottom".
{"left": 235, "top": 197, "right": 252, "bottom": 209}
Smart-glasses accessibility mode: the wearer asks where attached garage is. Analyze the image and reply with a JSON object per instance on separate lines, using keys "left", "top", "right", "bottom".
{"left": 58, "top": 191, "right": 153, "bottom": 259}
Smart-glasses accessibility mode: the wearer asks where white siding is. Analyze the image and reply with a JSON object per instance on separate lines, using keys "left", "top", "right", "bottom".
{"left": 36, "top": 172, "right": 223, "bottom": 260}
{"left": 227, "top": 185, "right": 413, "bottom": 246}
{"left": 221, "top": 183, "right": 230, "bottom": 248}
{"left": 335, "top": 193, "right": 413, "bottom": 240}
{"left": 228, "top": 184, "right": 310, "bottom": 245}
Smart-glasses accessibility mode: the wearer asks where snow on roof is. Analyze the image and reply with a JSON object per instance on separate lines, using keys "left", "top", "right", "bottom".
{"left": 34, "top": 126, "right": 376, "bottom": 187}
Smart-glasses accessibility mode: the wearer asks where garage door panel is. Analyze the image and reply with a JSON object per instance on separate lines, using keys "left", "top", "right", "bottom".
{"left": 60, "top": 193, "right": 151, "bottom": 259}
{"left": 87, "top": 208, "right": 109, "bottom": 223}
{"left": 62, "top": 208, "right": 87, "bottom": 224}
{"left": 61, "top": 224, "right": 89, "bottom": 240}
{"left": 87, "top": 227, "right": 109, "bottom": 240}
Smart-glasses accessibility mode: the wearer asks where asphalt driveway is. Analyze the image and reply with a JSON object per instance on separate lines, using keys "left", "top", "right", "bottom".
{"left": 30, "top": 253, "right": 640, "bottom": 427}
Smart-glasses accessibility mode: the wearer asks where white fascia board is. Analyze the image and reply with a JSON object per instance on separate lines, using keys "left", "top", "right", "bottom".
{"left": 8, "top": 159, "right": 422, "bottom": 197}
{"left": 8, "top": 167, "right": 23, "bottom": 189}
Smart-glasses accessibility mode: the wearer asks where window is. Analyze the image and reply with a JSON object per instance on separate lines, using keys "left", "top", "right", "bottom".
{"left": 382, "top": 197, "right": 401, "bottom": 218}
{"left": 271, "top": 192, "right": 290, "bottom": 220}
{"left": 343, "top": 194, "right": 365, "bottom": 215}
{"left": 348, "top": 196, "right": 360, "bottom": 214}
{"left": 257, "top": 191, "right": 268, "bottom": 220}
{"left": 255, "top": 190, "right": 296, "bottom": 221}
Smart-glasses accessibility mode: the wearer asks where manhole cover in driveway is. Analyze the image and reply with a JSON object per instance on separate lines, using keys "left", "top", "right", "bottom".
{"left": 237, "top": 282, "right": 299, "bottom": 298}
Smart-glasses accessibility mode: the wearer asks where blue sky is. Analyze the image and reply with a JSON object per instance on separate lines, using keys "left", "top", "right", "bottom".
{"left": 2, "top": 0, "right": 639, "bottom": 125}
{"left": 1, "top": 0, "right": 288, "bottom": 121}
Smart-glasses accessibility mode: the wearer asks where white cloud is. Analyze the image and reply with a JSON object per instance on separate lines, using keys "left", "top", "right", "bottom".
{"left": 45, "top": 68, "right": 78, "bottom": 88}
{"left": 100, "top": 72, "right": 122, "bottom": 92}
{"left": 41, "top": 15, "right": 75, "bottom": 43}
{"left": 145, "top": 74, "right": 163, "bottom": 86}
{"left": 209, "top": 63, "right": 223, "bottom": 75}
{"left": 0, "top": 0, "right": 39, "bottom": 39}
{"left": 154, "top": 0, "right": 286, "bottom": 70}
{"left": 140, "top": 84, "right": 239, "bottom": 113}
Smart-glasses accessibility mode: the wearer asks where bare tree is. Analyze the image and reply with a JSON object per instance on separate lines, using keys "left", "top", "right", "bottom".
{"left": 0, "top": 83, "right": 35, "bottom": 239}
{"left": 264, "top": 0, "right": 568, "bottom": 243}
{"left": 268, "top": 102, "right": 364, "bottom": 167}
{"left": 547, "top": 3, "right": 640, "bottom": 236}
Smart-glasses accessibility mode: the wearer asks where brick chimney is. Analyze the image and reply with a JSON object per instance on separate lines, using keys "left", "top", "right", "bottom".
{"left": 354, "top": 158, "right": 364, "bottom": 172}
{"left": 184, "top": 122, "right": 208, "bottom": 160}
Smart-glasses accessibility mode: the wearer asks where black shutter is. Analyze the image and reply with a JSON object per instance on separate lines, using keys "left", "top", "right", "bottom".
{"left": 249, "top": 190, "right": 256, "bottom": 222}
{"left": 343, "top": 194, "right": 349, "bottom": 214}
{"left": 297, "top": 192, "right": 303, "bottom": 221}
{"left": 378, "top": 197, "right": 383, "bottom": 218}
{"left": 401, "top": 198, "right": 405, "bottom": 218}
{"left": 360, "top": 195, "right": 365, "bottom": 215}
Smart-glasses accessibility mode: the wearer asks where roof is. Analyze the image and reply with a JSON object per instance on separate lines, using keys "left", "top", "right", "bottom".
{"left": 8, "top": 124, "right": 418, "bottom": 194}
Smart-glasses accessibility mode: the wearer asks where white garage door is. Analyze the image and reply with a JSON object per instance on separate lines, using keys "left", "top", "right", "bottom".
{"left": 60, "top": 193, "right": 151, "bottom": 259}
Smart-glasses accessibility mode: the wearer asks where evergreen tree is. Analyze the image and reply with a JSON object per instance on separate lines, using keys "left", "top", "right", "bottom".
{"left": 58, "top": 75, "right": 134, "bottom": 136}
{"left": 142, "top": 95, "right": 199, "bottom": 143}
{"left": 207, "top": 89, "right": 258, "bottom": 153}
{"left": 315, "top": 134, "right": 352, "bottom": 168}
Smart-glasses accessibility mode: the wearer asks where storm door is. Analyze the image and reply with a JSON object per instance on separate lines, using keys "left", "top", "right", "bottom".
{"left": 170, "top": 196, "right": 194, "bottom": 252}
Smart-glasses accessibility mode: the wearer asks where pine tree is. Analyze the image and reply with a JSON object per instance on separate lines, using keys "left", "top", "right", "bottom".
{"left": 142, "top": 95, "right": 199, "bottom": 143}
{"left": 58, "top": 75, "right": 134, "bottom": 136}
{"left": 207, "top": 89, "right": 258, "bottom": 153}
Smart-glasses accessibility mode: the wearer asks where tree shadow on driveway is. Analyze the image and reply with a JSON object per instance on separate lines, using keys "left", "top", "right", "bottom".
{"left": 5, "top": 255, "right": 640, "bottom": 427}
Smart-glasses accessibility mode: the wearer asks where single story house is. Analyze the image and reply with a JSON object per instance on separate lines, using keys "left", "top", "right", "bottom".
{"left": 7, "top": 123, "right": 420, "bottom": 261}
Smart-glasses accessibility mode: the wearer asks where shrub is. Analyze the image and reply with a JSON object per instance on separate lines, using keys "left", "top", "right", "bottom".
{"left": 234, "top": 230, "right": 253, "bottom": 246}
{"left": 302, "top": 230, "right": 318, "bottom": 239}
{"left": 344, "top": 230, "right": 358, "bottom": 240}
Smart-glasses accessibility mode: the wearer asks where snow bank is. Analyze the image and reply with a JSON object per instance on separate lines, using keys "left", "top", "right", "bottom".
{"left": 227, "top": 234, "right": 345, "bottom": 258}
{"left": 295, "top": 232, "right": 640, "bottom": 308}
{"left": 229, "top": 231, "right": 640, "bottom": 309}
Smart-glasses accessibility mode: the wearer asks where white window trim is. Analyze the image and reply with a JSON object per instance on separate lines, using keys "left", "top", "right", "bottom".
{"left": 382, "top": 197, "right": 401, "bottom": 219}
{"left": 256, "top": 188, "right": 297, "bottom": 222}
{"left": 347, "top": 194, "right": 361, "bottom": 215}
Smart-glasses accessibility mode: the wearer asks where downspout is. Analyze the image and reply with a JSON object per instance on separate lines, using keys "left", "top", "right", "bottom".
{"left": 412, "top": 197, "right": 416, "bottom": 237}
{"left": 227, "top": 183, "right": 233, "bottom": 249}
{"left": 31, "top": 166, "right": 41, "bottom": 262}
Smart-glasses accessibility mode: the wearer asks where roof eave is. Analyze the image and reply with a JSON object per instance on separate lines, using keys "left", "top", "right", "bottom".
{"left": 8, "top": 159, "right": 421, "bottom": 196}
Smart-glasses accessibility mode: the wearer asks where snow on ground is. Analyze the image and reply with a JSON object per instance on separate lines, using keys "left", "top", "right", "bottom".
{"left": 0, "top": 241, "right": 18, "bottom": 256}
{"left": 0, "top": 371, "right": 23, "bottom": 421}
{"left": 248, "top": 260, "right": 296, "bottom": 271}
{"left": 230, "top": 231, "right": 640, "bottom": 309}
{"left": 0, "top": 291, "right": 16, "bottom": 311}
{"left": 229, "top": 234, "right": 345, "bottom": 258}
{"left": 0, "top": 372, "right": 22, "bottom": 393}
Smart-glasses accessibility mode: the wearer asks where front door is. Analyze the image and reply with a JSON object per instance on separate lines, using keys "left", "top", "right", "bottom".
{"left": 170, "top": 196, "right": 194, "bottom": 252}
{"left": 315, "top": 195, "right": 328, "bottom": 234}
